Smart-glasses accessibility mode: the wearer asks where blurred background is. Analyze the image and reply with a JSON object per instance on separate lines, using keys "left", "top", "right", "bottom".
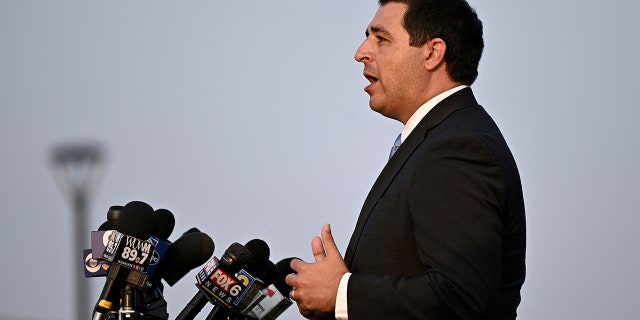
{"left": 1, "top": 0, "right": 639, "bottom": 319}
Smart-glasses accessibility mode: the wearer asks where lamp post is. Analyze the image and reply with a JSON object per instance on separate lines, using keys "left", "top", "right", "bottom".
{"left": 50, "top": 142, "right": 105, "bottom": 320}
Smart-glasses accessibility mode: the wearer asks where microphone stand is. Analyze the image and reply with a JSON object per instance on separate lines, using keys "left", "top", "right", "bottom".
{"left": 204, "top": 304, "right": 230, "bottom": 320}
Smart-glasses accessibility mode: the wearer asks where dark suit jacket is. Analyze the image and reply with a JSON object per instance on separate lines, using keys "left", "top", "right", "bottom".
{"left": 344, "top": 88, "right": 526, "bottom": 320}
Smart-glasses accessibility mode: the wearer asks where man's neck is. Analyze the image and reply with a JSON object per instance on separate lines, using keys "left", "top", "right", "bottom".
{"left": 398, "top": 80, "right": 465, "bottom": 124}
{"left": 399, "top": 85, "right": 468, "bottom": 142}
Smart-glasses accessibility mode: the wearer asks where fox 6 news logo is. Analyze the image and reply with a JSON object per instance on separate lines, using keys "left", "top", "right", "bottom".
{"left": 210, "top": 268, "right": 243, "bottom": 296}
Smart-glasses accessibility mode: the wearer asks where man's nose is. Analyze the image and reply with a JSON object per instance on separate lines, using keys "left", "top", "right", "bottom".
{"left": 354, "top": 40, "right": 371, "bottom": 62}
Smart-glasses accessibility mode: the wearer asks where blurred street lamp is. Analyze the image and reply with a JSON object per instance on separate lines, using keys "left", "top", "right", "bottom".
{"left": 50, "top": 142, "right": 106, "bottom": 320}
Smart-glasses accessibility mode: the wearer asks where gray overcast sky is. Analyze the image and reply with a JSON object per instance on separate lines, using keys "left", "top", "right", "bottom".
{"left": 1, "top": 1, "right": 639, "bottom": 319}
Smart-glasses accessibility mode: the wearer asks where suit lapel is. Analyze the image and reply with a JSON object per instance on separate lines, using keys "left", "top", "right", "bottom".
{"left": 344, "top": 88, "right": 479, "bottom": 265}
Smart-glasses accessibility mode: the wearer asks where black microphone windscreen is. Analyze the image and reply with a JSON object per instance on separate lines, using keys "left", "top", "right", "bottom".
{"left": 107, "top": 205, "right": 124, "bottom": 222}
{"left": 275, "top": 257, "right": 296, "bottom": 275}
{"left": 221, "top": 242, "right": 252, "bottom": 274}
{"left": 161, "top": 232, "right": 215, "bottom": 286}
{"left": 182, "top": 227, "right": 200, "bottom": 235}
{"left": 98, "top": 220, "right": 116, "bottom": 231}
{"left": 254, "top": 260, "right": 278, "bottom": 287}
{"left": 117, "top": 201, "right": 156, "bottom": 239}
{"left": 153, "top": 208, "right": 175, "bottom": 241}
{"left": 245, "top": 239, "right": 270, "bottom": 262}
{"left": 243, "top": 239, "right": 274, "bottom": 287}
{"left": 274, "top": 257, "right": 297, "bottom": 294}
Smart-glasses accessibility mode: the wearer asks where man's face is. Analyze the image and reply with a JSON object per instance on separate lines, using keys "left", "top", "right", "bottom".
{"left": 355, "top": 2, "right": 428, "bottom": 123}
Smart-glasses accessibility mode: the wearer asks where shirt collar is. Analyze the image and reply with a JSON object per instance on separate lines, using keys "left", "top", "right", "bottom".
{"left": 400, "top": 85, "right": 468, "bottom": 143}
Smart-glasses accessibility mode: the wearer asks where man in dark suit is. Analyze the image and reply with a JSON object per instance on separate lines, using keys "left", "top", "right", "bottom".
{"left": 285, "top": 0, "right": 526, "bottom": 319}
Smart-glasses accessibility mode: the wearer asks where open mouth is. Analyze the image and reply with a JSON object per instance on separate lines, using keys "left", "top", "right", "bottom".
{"left": 363, "top": 72, "right": 379, "bottom": 94}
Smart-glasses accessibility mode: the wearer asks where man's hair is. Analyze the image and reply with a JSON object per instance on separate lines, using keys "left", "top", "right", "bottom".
{"left": 379, "top": 0, "right": 484, "bottom": 85}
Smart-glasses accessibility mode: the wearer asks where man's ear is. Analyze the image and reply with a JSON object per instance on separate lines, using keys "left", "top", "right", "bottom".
{"left": 424, "top": 38, "right": 447, "bottom": 71}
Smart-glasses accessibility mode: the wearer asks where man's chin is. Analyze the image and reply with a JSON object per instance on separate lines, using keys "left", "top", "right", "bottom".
{"left": 369, "top": 100, "right": 388, "bottom": 117}
{"left": 369, "top": 102, "right": 403, "bottom": 122}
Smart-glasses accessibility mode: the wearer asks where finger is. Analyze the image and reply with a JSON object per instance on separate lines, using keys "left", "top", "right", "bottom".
{"left": 285, "top": 272, "right": 298, "bottom": 287}
{"left": 289, "top": 288, "right": 296, "bottom": 301}
{"left": 289, "top": 258, "right": 305, "bottom": 272}
{"left": 312, "top": 236, "right": 326, "bottom": 262}
{"left": 320, "top": 223, "right": 342, "bottom": 258}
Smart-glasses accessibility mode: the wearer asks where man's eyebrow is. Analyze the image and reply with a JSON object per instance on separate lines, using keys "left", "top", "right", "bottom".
{"left": 365, "top": 25, "right": 392, "bottom": 38}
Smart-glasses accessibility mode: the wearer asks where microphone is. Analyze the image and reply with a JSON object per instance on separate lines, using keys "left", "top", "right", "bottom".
{"left": 175, "top": 242, "right": 252, "bottom": 320}
{"left": 145, "top": 208, "right": 175, "bottom": 278}
{"left": 228, "top": 260, "right": 279, "bottom": 320}
{"left": 243, "top": 240, "right": 278, "bottom": 288}
{"left": 205, "top": 239, "right": 276, "bottom": 320}
{"left": 245, "top": 239, "right": 269, "bottom": 258}
{"left": 182, "top": 227, "right": 201, "bottom": 234}
{"left": 274, "top": 257, "right": 295, "bottom": 296}
{"left": 96, "top": 205, "right": 123, "bottom": 232}
{"left": 160, "top": 231, "right": 215, "bottom": 286}
{"left": 96, "top": 207, "right": 180, "bottom": 279}
{"left": 246, "top": 284, "right": 293, "bottom": 320}
{"left": 230, "top": 240, "right": 278, "bottom": 313}
{"left": 241, "top": 239, "right": 272, "bottom": 293}
{"left": 122, "top": 208, "right": 176, "bottom": 319}
{"left": 85, "top": 231, "right": 113, "bottom": 278}
{"left": 152, "top": 209, "right": 175, "bottom": 240}
{"left": 107, "top": 205, "right": 124, "bottom": 224}
{"left": 92, "top": 201, "right": 156, "bottom": 320}
{"left": 114, "top": 201, "right": 156, "bottom": 238}
{"left": 84, "top": 206, "right": 123, "bottom": 277}
{"left": 244, "top": 258, "right": 296, "bottom": 320}
{"left": 98, "top": 220, "right": 117, "bottom": 231}
{"left": 101, "top": 204, "right": 158, "bottom": 277}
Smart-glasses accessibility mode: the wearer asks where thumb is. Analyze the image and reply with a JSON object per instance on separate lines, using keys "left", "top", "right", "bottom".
{"left": 321, "top": 224, "right": 342, "bottom": 258}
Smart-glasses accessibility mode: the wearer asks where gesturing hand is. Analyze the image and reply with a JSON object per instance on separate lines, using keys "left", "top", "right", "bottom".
{"left": 285, "top": 224, "right": 349, "bottom": 319}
